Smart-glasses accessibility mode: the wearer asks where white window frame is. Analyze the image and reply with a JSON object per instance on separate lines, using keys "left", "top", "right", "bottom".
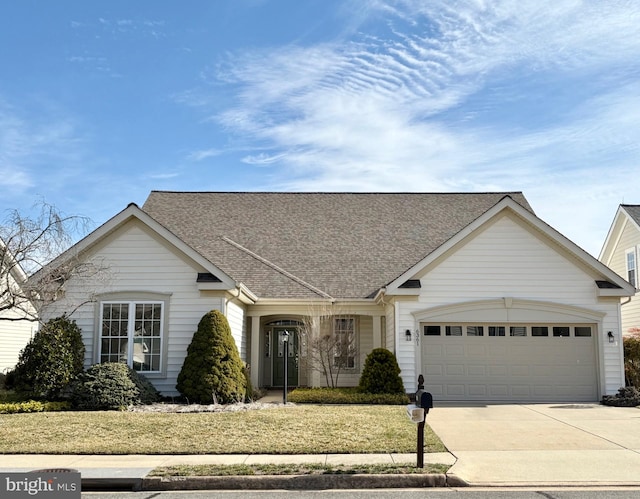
{"left": 333, "top": 316, "right": 357, "bottom": 369}
{"left": 99, "top": 300, "right": 165, "bottom": 373}
{"left": 626, "top": 248, "right": 637, "bottom": 288}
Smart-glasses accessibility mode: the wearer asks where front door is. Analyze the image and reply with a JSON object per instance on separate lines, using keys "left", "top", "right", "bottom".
{"left": 272, "top": 327, "right": 298, "bottom": 387}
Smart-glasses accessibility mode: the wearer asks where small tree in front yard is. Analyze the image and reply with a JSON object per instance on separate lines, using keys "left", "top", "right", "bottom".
{"left": 301, "top": 305, "right": 358, "bottom": 388}
{"left": 358, "top": 348, "right": 405, "bottom": 395}
{"left": 9, "top": 315, "right": 85, "bottom": 399}
{"left": 176, "top": 310, "right": 246, "bottom": 404}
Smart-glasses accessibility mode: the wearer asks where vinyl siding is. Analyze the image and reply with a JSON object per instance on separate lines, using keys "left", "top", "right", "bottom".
{"left": 41, "top": 220, "right": 226, "bottom": 395}
{"left": 607, "top": 219, "right": 640, "bottom": 335}
{"left": 0, "top": 313, "right": 35, "bottom": 372}
{"left": 226, "top": 299, "right": 247, "bottom": 362}
{"left": 0, "top": 272, "right": 37, "bottom": 372}
{"left": 397, "top": 214, "right": 623, "bottom": 395}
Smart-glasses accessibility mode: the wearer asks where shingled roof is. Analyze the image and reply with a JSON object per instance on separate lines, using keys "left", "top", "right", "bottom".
{"left": 142, "top": 191, "right": 532, "bottom": 300}
{"left": 621, "top": 205, "right": 640, "bottom": 226}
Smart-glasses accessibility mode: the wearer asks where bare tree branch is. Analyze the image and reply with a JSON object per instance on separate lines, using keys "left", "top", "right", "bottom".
{"left": 0, "top": 201, "right": 107, "bottom": 323}
{"left": 300, "top": 303, "right": 358, "bottom": 388}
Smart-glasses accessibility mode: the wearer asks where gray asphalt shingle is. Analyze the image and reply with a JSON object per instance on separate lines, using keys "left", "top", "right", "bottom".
{"left": 142, "top": 191, "right": 532, "bottom": 300}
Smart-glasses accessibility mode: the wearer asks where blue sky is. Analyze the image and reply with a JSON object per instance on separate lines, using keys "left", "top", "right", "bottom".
{"left": 1, "top": 1, "right": 640, "bottom": 257}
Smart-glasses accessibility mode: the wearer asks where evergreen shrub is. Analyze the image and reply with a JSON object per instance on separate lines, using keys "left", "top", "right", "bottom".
{"left": 176, "top": 310, "right": 246, "bottom": 404}
{"left": 71, "top": 362, "right": 159, "bottom": 410}
{"left": 602, "top": 386, "right": 640, "bottom": 407}
{"left": 10, "top": 316, "right": 85, "bottom": 399}
{"left": 358, "top": 348, "right": 405, "bottom": 395}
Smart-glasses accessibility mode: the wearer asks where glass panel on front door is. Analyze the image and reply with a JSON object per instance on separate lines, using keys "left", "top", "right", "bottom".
{"left": 272, "top": 327, "right": 298, "bottom": 387}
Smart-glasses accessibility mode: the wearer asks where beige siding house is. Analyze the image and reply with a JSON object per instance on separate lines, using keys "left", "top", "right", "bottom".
{"left": 41, "top": 192, "right": 633, "bottom": 402}
{"left": 600, "top": 205, "right": 640, "bottom": 337}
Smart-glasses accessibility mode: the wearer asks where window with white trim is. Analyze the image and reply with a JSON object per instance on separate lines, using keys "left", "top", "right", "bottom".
{"left": 100, "top": 301, "right": 163, "bottom": 373}
{"left": 626, "top": 249, "right": 637, "bottom": 287}
{"left": 333, "top": 316, "right": 356, "bottom": 369}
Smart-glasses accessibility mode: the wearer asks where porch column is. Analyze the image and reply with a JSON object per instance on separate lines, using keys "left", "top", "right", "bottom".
{"left": 250, "top": 315, "right": 261, "bottom": 387}
{"left": 372, "top": 315, "right": 382, "bottom": 350}
{"left": 309, "top": 315, "right": 322, "bottom": 387}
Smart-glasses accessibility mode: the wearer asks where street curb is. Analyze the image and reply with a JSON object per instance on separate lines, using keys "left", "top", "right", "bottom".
{"left": 139, "top": 473, "right": 468, "bottom": 491}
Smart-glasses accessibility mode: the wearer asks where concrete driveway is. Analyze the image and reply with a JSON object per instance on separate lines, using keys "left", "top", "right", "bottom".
{"left": 426, "top": 403, "right": 640, "bottom": 486}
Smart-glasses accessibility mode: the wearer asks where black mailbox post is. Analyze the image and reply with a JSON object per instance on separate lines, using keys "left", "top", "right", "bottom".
{"left": 415, "top": 374, "right": 433, "bottom": 468}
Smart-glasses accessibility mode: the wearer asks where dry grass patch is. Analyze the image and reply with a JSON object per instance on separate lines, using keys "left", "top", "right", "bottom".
{"left": 0, "top": 405, "right": 445, "bottom": 455}
{"left": 149, "top": 463, "right": 451, "bottom": 477}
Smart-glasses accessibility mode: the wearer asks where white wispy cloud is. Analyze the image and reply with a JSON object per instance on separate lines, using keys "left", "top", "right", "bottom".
{"left": 188, "top": 148, "right": 223, "bottom": 161}
{"left": 201, "top": 0, "right": 640, "bottom": 254}
{"left": 0, "top": 100, "right": 85, "bottom": 196}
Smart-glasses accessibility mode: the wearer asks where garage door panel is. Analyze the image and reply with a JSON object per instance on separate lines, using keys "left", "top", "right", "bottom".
{"left": 446, "top": 385, "right": 465, "bottom": 396}
{"left": 446, "top": 364, "right": 465, "bottom": 376}
{"left": 468, "top": 385, "right": 487, "bottom": 396}
{"left": 445, "top": 344, "right": 465, "bottom": 356}
{"left": 510, "top": 385, "right": 531, "bottom": 398}
{"left": 510, "top": 365, "right": 530, "bottom": 377}
{"left": 489, "top": 385, "right": 509, "bottom": 397}
{"left": 424, "top": 365, "right": 443, "bottom": 376}
{"left": 468, "top": 365, "right": 486, "bottom": 376}
{"left": 422, "top": 323, "right": 597, "bottom": 402}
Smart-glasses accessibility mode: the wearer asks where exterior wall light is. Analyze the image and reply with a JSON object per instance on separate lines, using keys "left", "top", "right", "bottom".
{"left": 405, "top": 329, "right": 412, "bottom": 341}
{"left": 608, "top": 331, "right": 615, "bottom": 343}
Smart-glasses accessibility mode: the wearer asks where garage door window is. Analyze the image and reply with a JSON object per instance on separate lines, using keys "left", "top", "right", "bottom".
{"left": 446, "top": 326, "right": 463, "bottom": 336}
{"left": 510, "top": 326, "right": 527, "bottom": 337}
{"left": 467, "top": 326, "right": 484, "bottom": 336}
{"left": 575, "top": 326, "right": 592, "bottom": 337}
{"left": 553, "top": 326, "right": 570, "bottom": 337}
{"left": 424, "top": 325, "right": 441, "bottom": 336}
{"left": 532, "top": 326, "right": 549, "bottom": 337}
{"left": 422, "top": 323, "right": 594, "bottom": 338}
{"left": 488, "top": 326, "right": 505, "bottom": 336}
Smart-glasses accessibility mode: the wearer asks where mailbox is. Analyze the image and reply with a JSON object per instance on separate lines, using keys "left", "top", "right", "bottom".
{"left": 415, "top": 390, "right": 433, "bottom": 413}
{"left": 413, "top": 374, "right": 433, "bottom": 469}
{"left": 406, "top": 404, "right": 425, "bottom": 423}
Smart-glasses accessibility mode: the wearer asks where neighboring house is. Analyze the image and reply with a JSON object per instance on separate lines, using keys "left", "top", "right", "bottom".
{"left": 599, "top": 204, "right": 640, "bottom": 337}
{"left": 40, "top": 192, "right": 634, "bottom": 402}
{"left": 0, "top": 241, "right": 35, "bottom": 372}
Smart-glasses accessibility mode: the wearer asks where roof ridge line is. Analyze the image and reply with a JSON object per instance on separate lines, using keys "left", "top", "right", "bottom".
{"left": 221, "top": 236, "right": 334, "bottom": 300}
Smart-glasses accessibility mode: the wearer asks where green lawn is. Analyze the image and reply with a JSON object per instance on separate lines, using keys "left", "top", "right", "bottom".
{"left": 0, "top": 405, "right": 445, "bottom": 455}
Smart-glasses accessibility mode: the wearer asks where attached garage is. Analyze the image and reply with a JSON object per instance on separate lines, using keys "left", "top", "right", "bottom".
{"left": 421, "top": 322, "right": 597, "bottom": 402}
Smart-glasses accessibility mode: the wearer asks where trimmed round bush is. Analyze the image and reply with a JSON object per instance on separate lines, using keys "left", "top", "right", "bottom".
{"left": 71, "top": 362, "right": 160, "bottom": 410}
{"left": 358, "top": 348, "right": 405, "bottom": 395}
{"left": 11, "top": 315, "right": 85, "bottom": 399}
{"left": 176, "top": 310, "right": 246, "bottom": 404}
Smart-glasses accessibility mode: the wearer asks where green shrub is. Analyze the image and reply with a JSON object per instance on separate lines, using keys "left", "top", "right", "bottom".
{"left": 71, "top": 362, "right": 159, "bottom": 410}
{"left": 288, "top": 387, "right": 409, "bottom": 405}
{"left": 0, "top": 400, "right": 71, "bottom": 414}
{"left": 602, "top": 386, "right": 640, "bottom": 407}
{"left": 176, "top": 310, "right": 246, "bottom": 404}
{"left": 358, "top": 348, "right": 405, "bottom": 395}
{"left": 10, "top": 316, "right": 85, "bottom": 399}
{"left": 128, "top": 368, "right": 162, "bottom": 405}
{"left": 624, "top": 335, "right": 640, "bottom": 387}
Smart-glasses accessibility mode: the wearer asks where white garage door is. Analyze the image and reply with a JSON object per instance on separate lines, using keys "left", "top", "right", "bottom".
{"left": 422, "top": 323, "right": 597, "bottom": 402}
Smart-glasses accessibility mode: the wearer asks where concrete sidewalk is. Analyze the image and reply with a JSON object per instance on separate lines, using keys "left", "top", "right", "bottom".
{"left": 427, "top": 403, "right": 640, "bottom": 487}
{"left": 0, "top": 452, "right": 458, "bottom": 490}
